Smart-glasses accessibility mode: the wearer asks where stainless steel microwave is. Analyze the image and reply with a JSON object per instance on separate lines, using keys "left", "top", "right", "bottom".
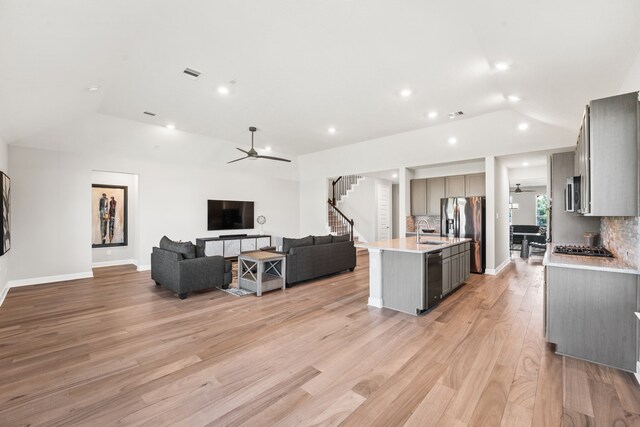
{"left": 565, "top": 176, "right": 581, "bottom": 212}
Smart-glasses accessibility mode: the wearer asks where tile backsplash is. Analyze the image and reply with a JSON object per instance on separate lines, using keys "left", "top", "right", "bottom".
{"left": 406, "top": 216, "right": 440, "bottom": 233}
{"left": 600, "top": 216, "right": 640, "bottom": 268}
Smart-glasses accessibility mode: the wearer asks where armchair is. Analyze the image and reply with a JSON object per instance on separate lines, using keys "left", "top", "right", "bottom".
{"left": 151, "top": 244, "right": 232, "bottom": 299}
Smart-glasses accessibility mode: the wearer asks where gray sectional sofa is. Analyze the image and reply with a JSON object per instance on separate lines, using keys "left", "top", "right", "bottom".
{"left": 280, "top": 234, "right": 356, "bottom": 285}
{"left": 151, "top": 236, "right": 232, "bottom": 299}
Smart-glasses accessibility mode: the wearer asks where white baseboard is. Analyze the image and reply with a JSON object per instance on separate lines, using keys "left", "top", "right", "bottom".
{"left": 485, "top": 257, "right": 510, "bottom": 276}
{"left": 7, "top": 271, "right": 94, "bottom": 288}
{"left": 136, "top": 264, "right": 151, "bottom": 272}
{"left": 368, "top": 297, "right": 383, "bottom": 308}
{"left": 0, "top": 285, "right": 8, "bottom": 307}
{"left": 92, "top": 259, "right": 137, "bottom": 268}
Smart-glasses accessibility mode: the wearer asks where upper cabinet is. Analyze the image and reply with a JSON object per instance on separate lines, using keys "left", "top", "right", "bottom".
{"left": 410, "top": 179, "right": 427, "bottom": 216}
{"left": 576, "top": 92, "right": 639, "bottom": 216}
{"left": 465, "top": 173, "right": 486, "bottom": 197}
{"left": 411, "top": 173, "right": 485, "bottom": 216}
{"left": 445, "top": 176, "right": 466, "bottom": 198}
{"left": 427, "top": 177, "right": 445, "bottom": 216}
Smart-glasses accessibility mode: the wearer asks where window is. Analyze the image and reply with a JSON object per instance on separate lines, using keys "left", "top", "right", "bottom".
{"left": 536, "top": 194, "right": 548, "bottom": 226}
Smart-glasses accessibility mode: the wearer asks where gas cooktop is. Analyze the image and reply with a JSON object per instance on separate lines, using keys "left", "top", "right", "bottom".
{"left": 553, "top": 245, "right": 614, "bottom": 258}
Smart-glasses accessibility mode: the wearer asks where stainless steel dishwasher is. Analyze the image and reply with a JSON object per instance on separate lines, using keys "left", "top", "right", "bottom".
{"left": 424, "top": 251, "right": 443, "bottom": 310}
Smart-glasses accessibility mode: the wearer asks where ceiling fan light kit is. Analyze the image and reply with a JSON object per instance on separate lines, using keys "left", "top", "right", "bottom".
{"left": 227, "top": 127, "right": 292, "bottom": 164}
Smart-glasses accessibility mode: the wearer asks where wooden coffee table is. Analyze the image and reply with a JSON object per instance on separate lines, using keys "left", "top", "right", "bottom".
{"left": 237, "top": 251, "right": 287, "bottom": 296}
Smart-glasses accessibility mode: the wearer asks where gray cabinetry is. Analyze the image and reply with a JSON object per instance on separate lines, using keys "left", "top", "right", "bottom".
{"left": 410, "top": 179, "right": 427, "bottom": 216}
{"left": 441, "top": 242, "right": 470, "bottom": 295}
{"left": 546, "top": 266, "right": 639, "bottom": 372}
{"left": 445, "top": 176, "right": 466, "bottom": 198}
{"left": 442, "top": 257, "right": 451, "bottom": 295}
{"left": 464, "top": 173, "right": 486, "bottom": 197}
{"left": 588, "top": 92, "right": 639, "bottom": 216}
{"left": 426, "top": 177, "right": 445, "bottom": 216}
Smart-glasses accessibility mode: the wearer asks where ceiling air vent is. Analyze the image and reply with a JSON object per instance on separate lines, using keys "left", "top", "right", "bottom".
{"left": 143, "top": 111, "right": 157, "bottom": 116}
{"left": 183, "top": 67, "right": 202, "bottom": 79}
{"left": 448, "top": 111, "right": 464, "bottom": 119}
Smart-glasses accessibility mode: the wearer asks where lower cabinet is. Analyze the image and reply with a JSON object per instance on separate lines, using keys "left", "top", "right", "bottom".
{"left": 546, "top": 266, "right": 639, "bottom": 372}
{"left": 441, "top": 243, "right": 471, "bottom": 296}
{"left": 442, "top": 257, "right": 451, "bottom": 295}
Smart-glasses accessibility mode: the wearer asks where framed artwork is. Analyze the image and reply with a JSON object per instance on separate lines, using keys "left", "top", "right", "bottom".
{"left": 92, "top": 184, "right": 128, "bottom": 248}
{"left": 1, "top": 171, "right": 10, "bottom": 256}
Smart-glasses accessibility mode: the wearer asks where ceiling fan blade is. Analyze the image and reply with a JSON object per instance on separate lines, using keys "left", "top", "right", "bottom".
{"left": 236, "top": 147, "right": 250, "bottom": 154}
{"left": 227, "top": 156, "right": 249, "bottom": 164}
{"left": 255, "top": 155, "right": 292, "bottom": 163}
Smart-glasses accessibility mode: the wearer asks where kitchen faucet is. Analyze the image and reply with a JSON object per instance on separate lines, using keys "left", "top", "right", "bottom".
{"left": 416, "top": 219, "right": 429, "bottom": 243}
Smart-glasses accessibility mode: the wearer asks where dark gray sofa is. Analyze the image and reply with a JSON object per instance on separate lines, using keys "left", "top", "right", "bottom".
{"left": 151, "top": 236, "right": 232, "bottom": 299}
{"left": 281, "top": 234, "right": 356, "bottom": 285}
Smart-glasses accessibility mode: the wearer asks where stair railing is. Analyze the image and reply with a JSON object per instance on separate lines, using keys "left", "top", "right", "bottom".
{"left": 327, "top": 198, "right": 354, "bottom": 241}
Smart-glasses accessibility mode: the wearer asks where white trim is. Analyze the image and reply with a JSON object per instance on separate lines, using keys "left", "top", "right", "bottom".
{"left": 0, "top": 285, "right": 8, "bottom": 307}
{"left": 7, "top": 271, "right": 94, "bottom": 288}
{"left": 636, "top": 361, "right": 640, "bottom": 384}
{"left": 485, "top": 257, "right": 510, "bottom": 276}
{"left": 136, "top": 264, "right": 151, "bottom": 272}
{"left": 368, "top": 297, "right": 383, "bottom": 308}
{"left": 92, "top": 259, "right": 137, "bottom": 268}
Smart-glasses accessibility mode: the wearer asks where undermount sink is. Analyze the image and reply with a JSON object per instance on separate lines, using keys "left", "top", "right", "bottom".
{"left": 419, "top": 240, "right": 446, "bottom": 245}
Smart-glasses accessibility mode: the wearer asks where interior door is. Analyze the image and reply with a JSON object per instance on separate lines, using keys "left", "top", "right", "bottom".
{"left": 377, "top": 184, "right": 391, "bottom": 241}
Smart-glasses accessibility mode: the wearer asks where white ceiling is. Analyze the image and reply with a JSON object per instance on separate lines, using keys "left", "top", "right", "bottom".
{"left": 1, "top": 1, "right": 639, "bottom": 155}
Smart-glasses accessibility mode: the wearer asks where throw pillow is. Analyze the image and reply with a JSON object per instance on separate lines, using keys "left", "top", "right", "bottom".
{"left": 332, "top": 234, "right": 350, "bottom": 243}
{"left": 160, "top": 236, "right": 196, "bottom": 259}
{"left": 313, "top": 235, "right": 332, "bottom": 245}
{"left": 283, "top": 235, "right": 313, "bottom": 253}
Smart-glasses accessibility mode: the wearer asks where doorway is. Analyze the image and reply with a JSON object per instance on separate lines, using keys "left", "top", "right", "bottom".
{"left": 377, "top": 183, "right": 391, "bottom": 241}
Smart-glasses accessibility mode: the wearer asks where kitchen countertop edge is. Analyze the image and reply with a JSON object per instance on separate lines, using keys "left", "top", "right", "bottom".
{"left": 355, "top": 236, "right": 472, "bottom": 254}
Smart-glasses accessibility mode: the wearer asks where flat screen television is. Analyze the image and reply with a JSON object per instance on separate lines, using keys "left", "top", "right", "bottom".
{"left": 207, "top": 200, "right": 254, "bottom": 231}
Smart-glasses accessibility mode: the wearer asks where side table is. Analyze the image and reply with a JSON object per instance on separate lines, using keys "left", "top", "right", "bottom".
{"left": 237, "top": 251, "right": 287, "bottom": 296}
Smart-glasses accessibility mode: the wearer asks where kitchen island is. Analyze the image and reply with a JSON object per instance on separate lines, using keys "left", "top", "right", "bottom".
{"left": 355, "top": 236, "right": 471, "bottom": 315}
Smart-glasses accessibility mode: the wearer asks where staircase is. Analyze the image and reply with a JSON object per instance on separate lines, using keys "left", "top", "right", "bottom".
{"left": 327, "top": 175, "right": 368, "bottom": 254}
{"left": 330, "top": 174, "right": 362, "bottom": 205}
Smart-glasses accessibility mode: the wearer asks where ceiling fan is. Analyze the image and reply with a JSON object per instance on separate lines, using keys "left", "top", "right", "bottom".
{"left": 511, "top": 183, "right": 535, "bottom": 193}
{"left": 227, "top": 127, "right": 291, "bottom": 164}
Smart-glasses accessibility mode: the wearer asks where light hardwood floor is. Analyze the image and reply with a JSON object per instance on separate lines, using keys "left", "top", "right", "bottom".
{"left": 0, "top": 255, "right": 639, "bottom": 426}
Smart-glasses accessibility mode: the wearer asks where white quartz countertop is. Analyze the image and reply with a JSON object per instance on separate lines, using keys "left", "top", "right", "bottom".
{"left": 355, "top": 236, "right": 471, "bottom": 254}
{"left": 543, "top": 243, "right": 640, "bottom": 275}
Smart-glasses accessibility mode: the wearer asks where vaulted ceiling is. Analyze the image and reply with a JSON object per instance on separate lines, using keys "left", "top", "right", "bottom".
{"left": 1, "top": 0, "right": 639, "bottom": 155}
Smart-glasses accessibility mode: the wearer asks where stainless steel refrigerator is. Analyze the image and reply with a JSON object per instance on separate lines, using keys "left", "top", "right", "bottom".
{"left": 440, "top": 197, "right": 486, "bottom": 274}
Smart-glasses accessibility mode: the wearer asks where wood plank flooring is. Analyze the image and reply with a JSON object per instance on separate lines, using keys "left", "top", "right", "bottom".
{"left": 0, "top": 255, "right": 639, "bottom": 426}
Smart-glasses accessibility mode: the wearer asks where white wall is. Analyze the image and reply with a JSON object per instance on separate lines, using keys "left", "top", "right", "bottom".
{"left": 620, "top": 50, "right": 640, "bottom": 93}
{"left": 494, "top": 159, "right": 510, "bottom": 272}
{"left": 9, "top": 116, "right": 300, "bottom": 284}
{"left": 91, "top": 171, "right": 139, "bottom": 266}
{"left": 298, "top": 109, "right": 574, "bottom": 239}
{"left": 511, "top": 186, "right": 546, "bottom": 225}
{"left": 0, "top": 135, "right": 8, "bottom": 300}
{"left": 412, "top": 159, "right": 485, "bottom": 179}
{"left": 337, "top": 178, "right": 392, "bottom": 243}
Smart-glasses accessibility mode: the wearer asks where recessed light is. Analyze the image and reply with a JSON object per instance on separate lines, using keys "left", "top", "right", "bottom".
{"left": 328, "top": 127, "right": 336, "bottom": 134}
{"left": 427, "top": 111, "right": 438, "bottom": 119}
{"left": 400, "top": 89, "right": 412, "bottom": 97}
{"left": 265, "top": 146, "right": 272, "bottom": 151}
{"left": 217, "top": 86, "right": 230, "bottom": 95}
{"left": 494, "top": 62, "right": 511, "bottom": 71}
{"left": 518, "top": 122, "right": 529, "bottom": 131}
{"left": 522, "top": 162, "right": 529, "bottom": 167}
{"left": 508, "top": 95, "right": 521, "bottom": 102}
{"left": 448, "top": 137, "right": 457, "bottom": 145}
{"left": 87, "top": 85, "right": 100, "bottom": 92}
{"left": 392, "top": 173, "right": 398, "bottom": 178}
{"left": 165, "top": 124, "right": 176, "bottom": 130}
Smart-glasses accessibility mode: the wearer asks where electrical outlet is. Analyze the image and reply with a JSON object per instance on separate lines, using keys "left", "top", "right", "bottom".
{"left": 107, "top": 250, "right": 112, "bottom": 256}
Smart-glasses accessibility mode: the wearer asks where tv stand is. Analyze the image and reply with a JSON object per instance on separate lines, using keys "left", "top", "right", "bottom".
{"left": 196, "top": 235, "right": 271, "bottom": 259}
